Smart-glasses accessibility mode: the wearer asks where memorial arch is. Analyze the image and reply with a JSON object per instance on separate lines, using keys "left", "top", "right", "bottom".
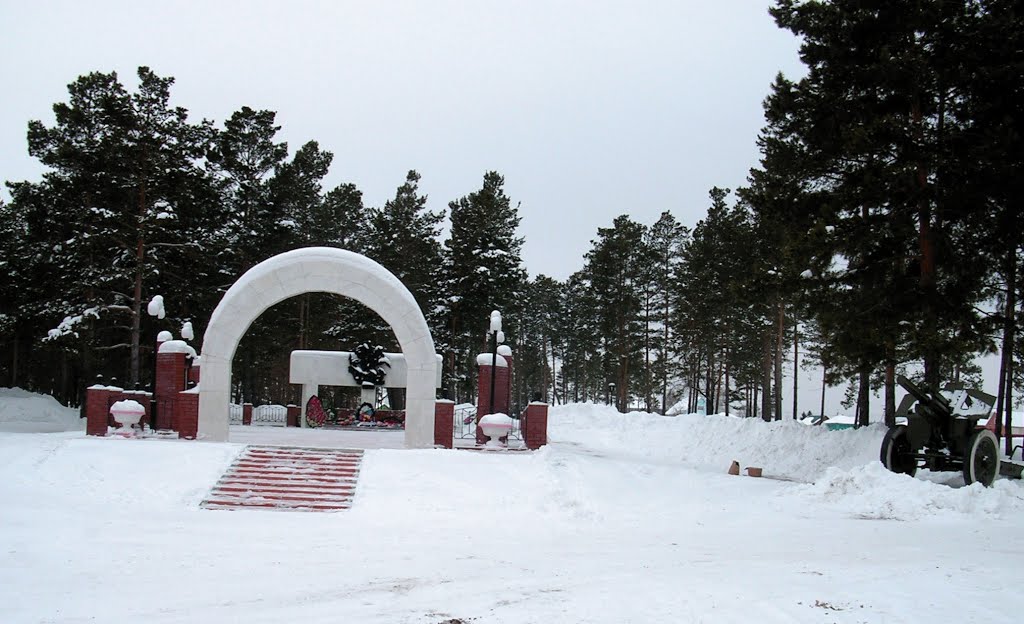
{"left": 197, "top": 247, "right": 437, "bottom": 448}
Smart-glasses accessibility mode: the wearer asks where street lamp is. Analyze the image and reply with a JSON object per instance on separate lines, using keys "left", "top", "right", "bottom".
{"left": 608, "top": 382, "right": 616, "bottom": 409}
{"left": 488, "top": 310, "right": 504, "bottom": 415}
{"left": 146, "top": 296, "right": 173, "bottom": 432}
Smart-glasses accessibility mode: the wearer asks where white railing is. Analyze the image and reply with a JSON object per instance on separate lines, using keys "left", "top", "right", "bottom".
{"left": 229, "top": 403, "right": 244, "bottom": 425}
{"left": 252, "top": 404, "right": 287, "bottom": 427}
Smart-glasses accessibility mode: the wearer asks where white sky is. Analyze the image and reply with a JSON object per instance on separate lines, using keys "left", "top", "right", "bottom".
{"left": 0, "top": 0, "right": 805, "bottom": 281}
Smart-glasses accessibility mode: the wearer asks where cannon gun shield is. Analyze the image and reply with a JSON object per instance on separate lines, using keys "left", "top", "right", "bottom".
{"left": 881, "top": 376, "right": 1001, "bottom": 487}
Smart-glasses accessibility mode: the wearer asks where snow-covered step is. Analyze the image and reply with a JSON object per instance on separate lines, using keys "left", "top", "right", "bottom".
{"left": 201, "top": 445, "right": 364, "bottom": 512}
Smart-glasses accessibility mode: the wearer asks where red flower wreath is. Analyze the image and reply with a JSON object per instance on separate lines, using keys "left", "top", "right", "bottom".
{"left": 306, "top": 395, "right": 327, "bottom": 428}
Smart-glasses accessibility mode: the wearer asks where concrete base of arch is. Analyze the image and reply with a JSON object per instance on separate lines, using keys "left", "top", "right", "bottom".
{"left": 197, "top": 247, "right": 438, "bottom": 448}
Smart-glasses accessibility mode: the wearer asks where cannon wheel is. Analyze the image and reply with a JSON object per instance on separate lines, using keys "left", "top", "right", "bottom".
{"left": 880, "top": 425, "right": 917, "bottom": 476}
{"left": 963, "top": 429, "right": 999, "bottom": 487}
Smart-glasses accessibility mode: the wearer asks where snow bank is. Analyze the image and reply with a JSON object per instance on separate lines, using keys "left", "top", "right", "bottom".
{"left": 0, "top": 387, "right": 83, "bottom": 433}
{"left": 550, "top": 402, "right": 1024, "bottom": 519}
{"left": 549, "top": 402, "right": 882, "bottom": 482}
{"left": 0, "top": 435, "right": 241, "bottom": 511}
{"left": 798, "top": 462, "right": 1024, "bottom": 520}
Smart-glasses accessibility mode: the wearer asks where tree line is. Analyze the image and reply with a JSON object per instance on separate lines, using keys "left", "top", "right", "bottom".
{"left": 1, "top": 1, "right": 1021, "bottom": 431}
{"left": 537, "top": 1, "right": 1022, "bottom": 439}
{"left": 0, "top": 67, "right": 524, "bottom": 409}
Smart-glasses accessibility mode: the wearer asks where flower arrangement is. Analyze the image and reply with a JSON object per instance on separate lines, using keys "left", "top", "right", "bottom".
{"left": 305, "top": 395, "right": 327, "bottom": 428}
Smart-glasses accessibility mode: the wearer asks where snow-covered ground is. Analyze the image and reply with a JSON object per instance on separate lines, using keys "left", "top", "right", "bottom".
{"left": 2, "top": 397, "right": 1024, "bottom": 623}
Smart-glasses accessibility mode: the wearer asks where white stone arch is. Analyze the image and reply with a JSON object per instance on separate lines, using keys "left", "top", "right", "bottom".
{"left": 197, "top": 247, "right": 437, "bottom": 448}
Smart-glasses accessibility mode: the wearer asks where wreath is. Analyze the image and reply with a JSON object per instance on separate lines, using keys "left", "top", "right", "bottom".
{"left": 305, "top": 395, "right": 327, "bottom": 428}
{"left": 348, "top": 343, "right": 390, "bottom": 388}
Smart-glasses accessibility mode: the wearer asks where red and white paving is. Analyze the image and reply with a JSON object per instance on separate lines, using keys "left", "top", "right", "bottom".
{"left": 201, "top": 445, "right": 364, "bottom": 512}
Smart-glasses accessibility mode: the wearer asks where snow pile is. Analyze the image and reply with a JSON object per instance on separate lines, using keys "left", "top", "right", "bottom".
{"left": 147, "top": 294, "right": 166, "bottom": 319}
{"left": 549, "top": 402, "right": 882, "bottom": 482}
{"left": 0, "top": 435, "right": 240, "bottom": 511}
{"left": 0, "top": 387, "right": 83, "bottom": 433}
{"left": 158, "top": 339, "right": 197, "bottom": 357}
{"left": 798, "top": 462, "right": 1024, "bottom": 520}
{"left": 664, "top": 398, "right": 687, "bottom": 416}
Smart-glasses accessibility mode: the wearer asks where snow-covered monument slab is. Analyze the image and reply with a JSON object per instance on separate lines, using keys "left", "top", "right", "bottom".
{"left": 289, "top": 351, "right": 443, "bottom": 389}
{"left": 290, "top": 350, "right": 443, "bottom": 425}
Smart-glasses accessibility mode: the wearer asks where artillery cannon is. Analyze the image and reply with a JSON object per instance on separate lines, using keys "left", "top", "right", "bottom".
{"left": 880, "top": 375, "right": 999, "bottom": 486}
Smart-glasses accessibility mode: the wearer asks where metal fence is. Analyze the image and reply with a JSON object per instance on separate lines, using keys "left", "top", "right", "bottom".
{"left": 453, "top": 403, "right": 523, "bottom": 444}
{"left": 252, "top": 404, "right": 287, "bottom": 426}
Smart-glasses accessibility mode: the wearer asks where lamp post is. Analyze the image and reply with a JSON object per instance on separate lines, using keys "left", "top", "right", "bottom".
{"left": 488, "top": 310, "right": 504, "bottom": 415}
{"left": 608, "top": 382, "right": 616, "bottom": 409}
{"left": 146, "top": 296, "right": 166, "bottom": 432}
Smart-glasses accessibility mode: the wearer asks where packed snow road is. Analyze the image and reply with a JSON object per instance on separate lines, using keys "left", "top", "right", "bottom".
{"left": 1, "top": 402, "right": 1022, "bottom": 623}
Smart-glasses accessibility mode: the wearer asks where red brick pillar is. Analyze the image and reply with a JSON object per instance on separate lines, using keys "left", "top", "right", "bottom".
{"left": 477, "top": 360, "right": 511, "bottom": 415}
{"left": 477, "top": 361, "right": 491, "bottom": 445}
{"left": 243, "top": 403, "right": 254, "bottom": 425}
{"left": 476, "top": 355, "right": 510, "bottom": 444}
{"left": 155, "top": 351, "right": 187, "bottom": 430}
{"left": 499, "top": 346, "right": 513, "bottom": 414}
{"left": 188, "top": 358, "right": 201, "bottom": 386}
{"left": 434, "top": 400, "right": 454, "bottom": 449}
{"left": 524, "top": 402, "right": 549, "bottom": 450}
{"left": 287, "top": 404, "right": 300, "bottom": 427}
{"left": 176, "top": 390, "right": 199, "bottom": 439}
{"left": 85, "top": 385, "right": 114, "bottom": 436}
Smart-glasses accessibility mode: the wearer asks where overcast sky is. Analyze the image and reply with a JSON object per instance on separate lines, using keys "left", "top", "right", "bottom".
{"left": 1, "top": 0, "right": 805, "bottom": 281}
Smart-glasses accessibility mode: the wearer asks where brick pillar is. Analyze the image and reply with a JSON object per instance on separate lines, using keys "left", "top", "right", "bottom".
{"left": 188, "top": 358, "right": 201, "bottom": 386}
{"left": 434, "top": 400, "right": 454, "bottom": 449}
{"left": 243, "top": 403, "right": 254, "bottom": 425}
{"left": 85, "top": 385, "right": 113, "bottom": 436}
{"left": 499, "top": 346, "right": 513, "bottom": 414}
{"left": 287, "top": 404, "right": 300, "bottom": 427}
{"left": 505, "top": 354, "right": 514, "bottom": 414}
{"left": 155, "top": 351, "right": 187, "bottom": 430}
{"left": 477, "top": 361, "right": 510, "bottom": 416}
{"left": 476, "top": 357, "right": 510, "bottom": 444}
{"left": 524, "top": 402, "right": 549, "bottom": 450}
{"left": 495, "top": 366, "right": 509, "bottom": 414}
{"left": 477, "top": 363, "right": 492, "bottom": 445}
{"left": 176, "top": 390, "right": 199, "bottom": 439}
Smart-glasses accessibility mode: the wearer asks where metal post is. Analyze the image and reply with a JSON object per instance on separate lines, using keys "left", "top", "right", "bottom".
{"left": 489, "top": 329, "right": 498, "bottom": 416}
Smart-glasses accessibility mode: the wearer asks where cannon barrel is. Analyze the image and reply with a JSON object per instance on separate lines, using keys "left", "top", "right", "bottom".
{"left": 896, "top": 374, "right": 951, "bottom": 417}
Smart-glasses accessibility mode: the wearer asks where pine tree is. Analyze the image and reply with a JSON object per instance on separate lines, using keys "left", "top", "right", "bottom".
{"left": 208, "top": 106, "right": 289, "bottom": 280}
{"left": 22, "top": 67, "right": 214, "bottom": 390}
{"left": 582, "top": 215, "right": 647, "bottom": 411}
{"left": 368, "top": 170, "right": 445, "bottom": 331}
{"left": 513, "top": 275, "right": 564, "bottom": 406}
{"left": 275, "top": 140, "right": 334, "bottom": 250}
{"left": 444, "top": 171, "right": 526, "bottom": 401}
{"left": 645, "top": 211, "right": 689, "bottom": 412}
{"left": 765, "top": 0, "right": 999, "bottom": 423}
{"left": 557, "top": 272, "right": 602, "bottom": 403}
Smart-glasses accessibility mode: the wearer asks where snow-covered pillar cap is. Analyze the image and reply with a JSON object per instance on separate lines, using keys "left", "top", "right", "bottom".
{"left": 476, "top": 353, "right": 508, "bottom": 367}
